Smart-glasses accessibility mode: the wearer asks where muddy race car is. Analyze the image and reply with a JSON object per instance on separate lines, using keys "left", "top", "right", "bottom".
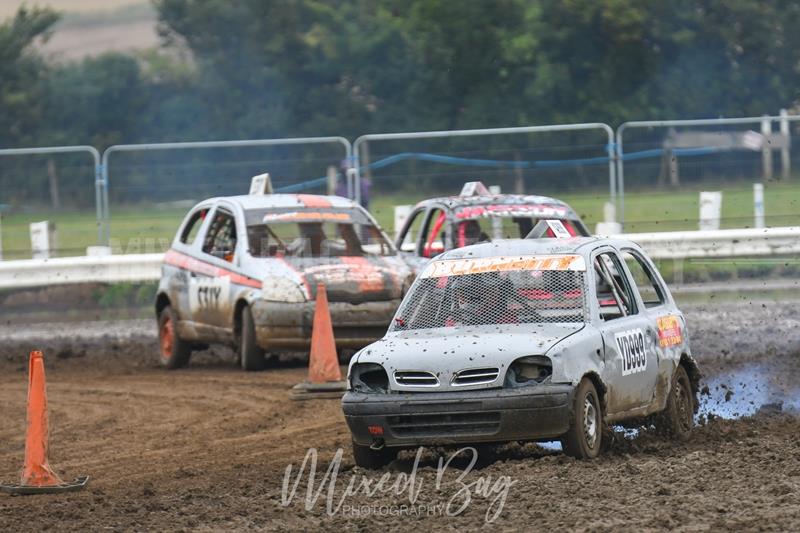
{"left": 343, "top": 234, "right": 700, "bottom": 468}
{"left": 155, "top": 177, "right": 414, "bottom": 370}
{"left": 395, "top": 181, "right": 590, "bottom": 272}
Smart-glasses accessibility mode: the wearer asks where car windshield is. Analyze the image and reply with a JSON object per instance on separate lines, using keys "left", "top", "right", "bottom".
{"left": 391, "top": 254, "right": 588, "bottom": 331}
{"left": 244, "top": 208, "right": 394, "bottom": 257}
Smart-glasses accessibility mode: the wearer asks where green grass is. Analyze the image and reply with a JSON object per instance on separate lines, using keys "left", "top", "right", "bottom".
{"left": 1, "top": 181, "right": 798, "bottom": 259}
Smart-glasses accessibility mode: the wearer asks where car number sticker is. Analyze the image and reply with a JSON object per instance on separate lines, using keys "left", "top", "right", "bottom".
{"left": 657, "top": 315, "right": 683, "bottom": 347}
{"left": 616, "top": 328, "right": 647, "bottom": 376}
{"left": 545, "top": 219, "right": 572, "bottom": 238}
{"left": 190, "top": 276, "right": 230, "bottom": 313}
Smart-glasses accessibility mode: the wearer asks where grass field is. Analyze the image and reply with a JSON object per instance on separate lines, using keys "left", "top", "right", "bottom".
{"left": 1, "top": 181, "right": 798, "bottom": 260}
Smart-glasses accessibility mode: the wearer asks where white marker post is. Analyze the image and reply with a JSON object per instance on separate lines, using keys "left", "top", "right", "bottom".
{"left": 595, "top": 201, "right": 622, "bottom": 235}
{"left": 30, "top": 221, "right": 56, "bottom": 259}
{"left": 753, "top": 183, "right": 765, "bottom": 229}
{"left": 698, "top": 192, "right": 722, "bottom": 231}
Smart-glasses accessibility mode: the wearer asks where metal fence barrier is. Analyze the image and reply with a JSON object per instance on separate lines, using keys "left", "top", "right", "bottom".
{"left": 353, "top": 123, "right": 617, "bottom": 210}
{"left": 616, "top": 112, "right": 800, "bottom": 227}
{"left": 3, "top": 226, "right": 797, "bottom": 289}
{"left": 101, "top": 136, "right": 352, "bottom": 245}
{"left": 0, "top": 145, "right": 102, "bottom": 259}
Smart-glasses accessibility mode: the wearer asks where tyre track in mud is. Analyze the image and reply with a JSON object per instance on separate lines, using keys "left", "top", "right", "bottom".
{"left": 0, "top": 301, "right": 799, "bottom": 530}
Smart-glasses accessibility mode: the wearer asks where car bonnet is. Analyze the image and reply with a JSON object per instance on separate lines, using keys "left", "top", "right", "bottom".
{"left": 355, "top": 322, "right": 584, "bottom": 392}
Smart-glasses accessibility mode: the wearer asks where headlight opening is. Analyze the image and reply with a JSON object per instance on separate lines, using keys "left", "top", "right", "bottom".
{"left": 506, "top": 356, "right": 552, "bottom": 387}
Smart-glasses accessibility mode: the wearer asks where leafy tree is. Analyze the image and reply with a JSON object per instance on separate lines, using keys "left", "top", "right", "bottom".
{"left": 0, "top": 6, "right": 59, "bottom": 147}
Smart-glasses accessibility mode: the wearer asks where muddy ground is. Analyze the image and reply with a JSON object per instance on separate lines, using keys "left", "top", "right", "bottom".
{"left": 1, "top": 301, "right": 800, "bottom": 531}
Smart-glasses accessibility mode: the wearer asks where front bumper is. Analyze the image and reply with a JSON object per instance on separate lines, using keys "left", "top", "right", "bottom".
{"left": 342, "top": 384, "right": 574, "bottom": 447}
{"left": 251, "top": 299, "right": 401, "bottom": 349}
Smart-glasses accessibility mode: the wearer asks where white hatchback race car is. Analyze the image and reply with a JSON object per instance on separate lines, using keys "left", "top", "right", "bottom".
{"left": 155, "top": 183, "right": 414, "bottom": 370}
{"left": 343, "top": 235, "right": 700, "bottom": 467}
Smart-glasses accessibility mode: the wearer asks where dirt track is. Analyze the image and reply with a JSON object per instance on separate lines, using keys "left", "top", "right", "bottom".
{"left": 1, "top": 302, "right": 800, "bottom": 531}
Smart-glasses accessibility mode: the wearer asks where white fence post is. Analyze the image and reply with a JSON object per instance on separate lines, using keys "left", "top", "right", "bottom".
{"left": 30, "top": 221, "right": 56, "bottom": 260}
{"left": 698, "top": 192, "right": 722, "bottom": 231}
{"left": 753, "top": 183, "right": 765, "bottom": 229}
{"left": 780, "top": 109, "right": 791, "bottom": 180}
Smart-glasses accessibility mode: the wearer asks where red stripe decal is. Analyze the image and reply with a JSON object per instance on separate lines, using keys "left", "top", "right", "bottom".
{"left": 164, "top": 250, "right": 262, "bottom": 289}
{"left": 296, "top": 194, "right": 332, "bottom": 208}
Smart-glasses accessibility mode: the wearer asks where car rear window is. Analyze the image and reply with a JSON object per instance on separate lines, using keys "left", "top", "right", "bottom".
{"left": 453, "top": 204, "right": 587, "bottom": 241}
{"left": 244, "top": 208, "right": 394, "bottom": 258}
{"left": 391, "top": 254, "right": 587, "bottom": 331}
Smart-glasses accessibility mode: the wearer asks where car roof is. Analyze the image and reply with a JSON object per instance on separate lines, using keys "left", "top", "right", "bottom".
{"left": 204, "top": 194, "right": 358, "bottom": 210}
{"left": 413, "top": 193, "right": 579, "bottom": 217}
{"left": 436, "top": 237, "right": 645, "bottom": 261}
{"left": 415, "top": 193, "right": 570, "bottom": 209}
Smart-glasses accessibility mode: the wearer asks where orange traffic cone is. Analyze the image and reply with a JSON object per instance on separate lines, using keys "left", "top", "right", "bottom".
{"left": 308, "top": 283, "right": 342, "bottom": 384}
{"left": 0, "top": 351, "right": 88, "bottom": 495}
{"left": 290, "top": 284, "right": 347, "bottom": 400}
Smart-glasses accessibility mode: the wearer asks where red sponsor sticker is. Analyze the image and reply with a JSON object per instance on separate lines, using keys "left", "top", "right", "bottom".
{"left": 657, "top": 315, "right": 683, "bottom": 347}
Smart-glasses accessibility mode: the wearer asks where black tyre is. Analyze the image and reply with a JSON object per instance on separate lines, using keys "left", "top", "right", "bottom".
{"left": 158, "top": 305, "right": 192, "bottom": 369}
{"left": 656, "top": 365, "right": 695, "bottom": 440}
{"left": 561, "top": 378, "right": 603, "bottom": 459}
{"left": 352, "top": 441, "right": 396, "bottom": 470}
{"left": 239, "top": 305, "right": 266, "bottom": 371}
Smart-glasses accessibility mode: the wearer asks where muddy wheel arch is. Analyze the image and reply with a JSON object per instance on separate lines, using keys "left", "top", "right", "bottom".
{"left": 680, "top": 353, "right": 702, "bottom": 413}
{"left": 155, "top": 292, "right": 171, "bottom": 317}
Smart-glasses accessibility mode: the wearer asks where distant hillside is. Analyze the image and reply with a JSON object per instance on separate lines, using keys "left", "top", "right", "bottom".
{"left": 1, "top": 1, "right": 160, "bottom": 60}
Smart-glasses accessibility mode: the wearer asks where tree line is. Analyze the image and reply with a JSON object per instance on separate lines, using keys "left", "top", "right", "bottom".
{"left": 1, "top": 1, "right": 799, "bottom": 204}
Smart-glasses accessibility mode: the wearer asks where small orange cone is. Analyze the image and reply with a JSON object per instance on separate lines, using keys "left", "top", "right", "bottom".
{"left": 290, "top": 284, "right": 347, "bottom": 400}
{"left": 307, "top": 284, "right": 342, "bottom": 384}
{"left": 0, "top": 351, "right": 88, "bottom": 495}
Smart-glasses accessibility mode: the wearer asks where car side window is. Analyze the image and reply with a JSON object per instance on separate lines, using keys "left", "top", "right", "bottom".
{"left": 398, "top": 208, "right": 425, "bottom": 252}
{"left": 422, "top": 208, "right": 447, "bottom": 258}
{"left": 622, "top": 250, "right": 666, "bottom": 308}
{"left": 180, "top": 208, "right": 209, "bottom": 245}
{"left": 594, "top": 251, "right": 638, "bottom": 320}
{"left": 202, "top": 208, "right": 237, "bottom": 262}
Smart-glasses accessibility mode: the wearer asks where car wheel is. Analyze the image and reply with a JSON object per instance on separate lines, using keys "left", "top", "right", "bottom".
{"left": 239, "top": 305, "right": 266, "bottom": 371}
{"left": 561, "top": 378, "right": 603, "bottom": 459}
{"left": 351, "top": 441, "right": 396, "bottom": 470}
{"left": 158, "top": 305, "right": 191, "bottom": 369}
{"left": 656, "top": 365, "right": 694, "bottom": 440}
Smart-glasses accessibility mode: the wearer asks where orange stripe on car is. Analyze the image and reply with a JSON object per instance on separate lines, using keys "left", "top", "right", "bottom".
{"left": 296, "top": 194, "right": 332, "bottom": 208}
{"left": 341, "top": 257, "right": 386, "bottom": 292}
{"left": 164, "top": 250, "right": 262, "bottom": 289}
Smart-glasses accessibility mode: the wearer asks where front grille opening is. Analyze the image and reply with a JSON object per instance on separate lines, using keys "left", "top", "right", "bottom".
{"left": 452, "top": 367, "right": 500, "bottom": 386}
{"left": 388, "top": 411, "right": 501, "bottom": 437}
{"left": 394, "top": 370, "right": 439, "bottom": 386}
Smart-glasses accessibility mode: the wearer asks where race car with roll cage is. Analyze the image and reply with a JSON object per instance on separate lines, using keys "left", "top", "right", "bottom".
{"left": 342, "top": 233, "right": 700, "bottom": 467}
{"left": 155, "top": 174, "right": 415, "bottom": 370}
{"left": 394, "top": 181, "right": 590, "bottom": 272}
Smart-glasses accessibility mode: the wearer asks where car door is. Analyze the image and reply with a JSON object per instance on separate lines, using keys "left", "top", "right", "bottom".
{"left": 592, "top": 248, "right": 660, "bottom": 413}
{"left": 620, "top": 247, "right": 685, "bottom": 370}
{"left": 168, "top": 204, "right": 213, "bottom": 326}
{"left": 191, "top": 203, "right": 240, "bottom": 339}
